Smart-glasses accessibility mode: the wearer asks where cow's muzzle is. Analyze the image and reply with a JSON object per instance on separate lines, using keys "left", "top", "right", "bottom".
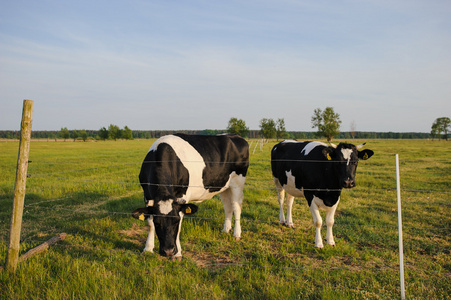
{"left": 160, "top": 247, "right": 177, "bottom": 257}
{"left": 343, "top": 179, "right": 355, "bottom": 188}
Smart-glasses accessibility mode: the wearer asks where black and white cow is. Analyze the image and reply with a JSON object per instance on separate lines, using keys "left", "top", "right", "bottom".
{"left": 132, "top": 134, "right": 249, "bottom": 258}
{"left": 271, "top": 141, "right": 374, "bottom": 248}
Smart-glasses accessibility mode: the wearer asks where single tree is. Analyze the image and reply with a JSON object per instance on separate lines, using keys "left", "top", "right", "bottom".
{"left": 259, "top": 118, "right": 276, "bottom": 140}
{"left": 60, "top": 127, "right": 70, "bottom": 141}
{"left": 431, "top": 117, "right": 450, "bottom": 140}
{"left": 276, "top": 118, "right": 286, "bottom": 141}
{"left": 108, "top": 124, "right": 121, "bottom": 141}
{"left": 431, "top": 121, "right": 440, "bottom": 140}
{"left": 99, "top": 127, "right": 109, "bottom": 140}
{"left": 71, "top": 130, "right": 79, "bottom": 142}
{"left": 123, "top": 126, "right": 133, "bottom": 140}
{"left": 80, "top": 130, "right": 88, "bottom": 142}
{"left": 226, "top": 117, "right": 249, "bottom": 137}
{"left": 311, "top": 107, "right": 341, "bottom": 142}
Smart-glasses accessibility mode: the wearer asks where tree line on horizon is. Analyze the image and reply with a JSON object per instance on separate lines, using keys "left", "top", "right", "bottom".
{"left": 0, "top": 129, "right": 438, "bottom": 141}
{"left": 0, "top": 109, "right": 448, "bottom": 141}
{"left": 0, "top": 128, "right": 435, "bottom": 141}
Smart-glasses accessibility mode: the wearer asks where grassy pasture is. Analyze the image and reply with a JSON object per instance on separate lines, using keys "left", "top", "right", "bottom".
{"left": 0, "top": 139, "right": 450, "bottom": 299}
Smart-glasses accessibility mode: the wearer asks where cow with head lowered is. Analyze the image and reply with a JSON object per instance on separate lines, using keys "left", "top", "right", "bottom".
{"left": 132, "top": 134, "right": 249, "bottom": 258}
{"left": 271, "top": 141, "right": 374, "bottom": 248}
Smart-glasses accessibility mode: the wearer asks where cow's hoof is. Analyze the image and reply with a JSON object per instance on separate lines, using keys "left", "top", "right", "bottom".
{"left": 287, "top": 223, "right": 295, "bottom": 229}
{"left": 326, "top": 239, "right": 336, "bottom": 247}
{"left": 235, "top": 236, "right": 241, "bottom": 241}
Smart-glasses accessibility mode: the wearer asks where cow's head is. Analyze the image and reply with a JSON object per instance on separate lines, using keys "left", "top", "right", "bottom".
{"left": 322, "top": 143, "right": 374, "bottom": 188}
{"left": 132, "top": 200, "right": 198, "bottom": 257}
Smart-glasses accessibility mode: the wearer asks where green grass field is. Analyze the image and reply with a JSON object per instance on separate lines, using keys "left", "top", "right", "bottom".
{"left": 0, "top": 139, "right": 450, "bottom": 299}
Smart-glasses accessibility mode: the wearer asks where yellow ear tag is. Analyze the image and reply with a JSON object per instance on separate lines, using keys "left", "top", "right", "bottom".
{"left": 185, "top": 206, "right": 191, "bottom": 214}
{"left": 139, "top": 213, "right": 145, "bottom": 221}
{"left": 326, "top": 153, "right": 332, "bottom": 161}
{"left": 363, "top": 153, "right": 369, "bottom": 160}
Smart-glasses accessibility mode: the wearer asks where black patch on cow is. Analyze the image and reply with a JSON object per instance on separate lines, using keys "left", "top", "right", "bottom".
{"left": 139, "top": 142, "right": 190, "bottom": 203}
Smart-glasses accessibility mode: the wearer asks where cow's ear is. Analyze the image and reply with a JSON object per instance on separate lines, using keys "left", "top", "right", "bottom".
{"left": 358, "top": 149, "right": 374, "bottom": 160}
{"left": 132, "top": 207, "right": 156, "bottom": 220}
{"left": 181, "top": 204, "right": 198, "bottom": 215}
{"left": 322, "top": 147, "right": 334, "bottom": 161}
{"left": 132, "top": 207, "right": 147, "bottom": 220}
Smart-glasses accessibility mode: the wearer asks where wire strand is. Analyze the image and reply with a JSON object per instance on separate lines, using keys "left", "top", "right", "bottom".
{"left": 27, "top": 174, "right": 451, "bottom": 194}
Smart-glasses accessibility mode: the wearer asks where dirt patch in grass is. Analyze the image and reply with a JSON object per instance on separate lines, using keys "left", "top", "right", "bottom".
{"left": 118, "top": 223, "right": 148, "bottom": 246}
{"left": 183, "top": 244, "right": 239, "bottom": 269}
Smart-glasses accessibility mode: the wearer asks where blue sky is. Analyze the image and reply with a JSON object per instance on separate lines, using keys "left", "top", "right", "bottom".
{"left": 1, "top": 0, "right": 450, "bottom": 132}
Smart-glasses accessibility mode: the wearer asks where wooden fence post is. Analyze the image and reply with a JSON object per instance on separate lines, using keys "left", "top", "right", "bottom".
{"left": 6, "top": 100, "right": 34, "bottom": 273}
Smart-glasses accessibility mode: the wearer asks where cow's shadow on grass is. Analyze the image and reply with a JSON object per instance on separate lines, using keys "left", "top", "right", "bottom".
{"left": 1, "top": 191, "right": 151, "bottom": 259}
{"left": 61, "top": 191, "right": 148, "bottom": 251}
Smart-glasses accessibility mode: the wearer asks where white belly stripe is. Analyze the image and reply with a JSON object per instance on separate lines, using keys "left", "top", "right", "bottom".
{"left": 283, "top": 170, "right": 304, "bottom": 197}
{"left": 151, "top": 135, "right": 231, "bottom": 202}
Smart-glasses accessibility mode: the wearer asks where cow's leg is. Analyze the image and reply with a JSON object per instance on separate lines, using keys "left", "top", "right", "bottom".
{"left": 274, "top": 178, "right": 286, "bottom": 225}
{"left": 285, "top": 193, "right": 295, "bottom": 228}
{"left": 309, "top": 198, "right": 324, "bottom": 248}
{"left": 220, "top": 188, "right": 234, "bottom": 234}
{"left": 174, "top": 215, "right": 184, "bottom": 257}
{"left": 143, "top": 216, "right": 155, "bottom": 253}
{"left": 231, "top": 175, "right": 246, "bottom": 240}
{"left": 231, "top": 186, "right": 244, "bottom": 240}
{"left": 221, "top": 176, "right": 245, "bottom": 240}
{"left": 220, "top": 187, "right": 243, "bottom": 239}
{"left": 325, "top": 199, "right": 339, "bottom": 246}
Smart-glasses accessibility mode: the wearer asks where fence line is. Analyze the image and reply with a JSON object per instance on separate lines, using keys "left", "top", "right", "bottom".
{"left": 15, "top": 201, "right": 451, "bottom": 232}
{"left": 22, "top": 154, "right": 450, "bottom": 195}
{"left": 28, "top": 164, "right": 139, "bottom": 177}
{"left": 26, "top": 173, "right": 451, "bottom": 195}
{"left": 13, "top": 167, "right": 450, "bottom": 245}
{"left": 7, "top": 153, "right": 451, "bottom": 225}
